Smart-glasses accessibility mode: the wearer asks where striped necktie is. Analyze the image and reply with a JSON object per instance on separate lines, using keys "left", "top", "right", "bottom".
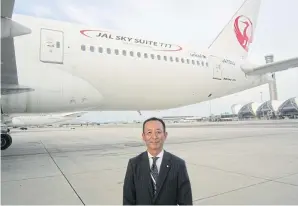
{"left": 150, "top": 157, "right": 159, "bottom": 196}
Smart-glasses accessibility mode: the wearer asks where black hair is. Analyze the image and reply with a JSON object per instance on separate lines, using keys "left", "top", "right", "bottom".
{"left": 142, "top": 117, "right": 166, "bottom": 133}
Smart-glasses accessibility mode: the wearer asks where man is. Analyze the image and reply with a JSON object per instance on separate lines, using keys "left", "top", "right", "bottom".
{"left": 123, "top": 117, "right": 193, "bottom": 205}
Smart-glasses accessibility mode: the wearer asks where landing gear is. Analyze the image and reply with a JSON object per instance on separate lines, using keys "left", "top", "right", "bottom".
{"left": 1, "top": 133, "right": 12, "bottom": 150}
{"left": 1, "top": 107, "right": 13, "bottom": 150}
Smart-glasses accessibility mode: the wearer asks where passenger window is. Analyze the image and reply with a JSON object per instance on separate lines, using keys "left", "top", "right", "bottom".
{"left": 122, "top": 50, "right": 126, "bottom": 56}
{"left": 164, "top": 56, "right": 167, "bottom": 61}
{"left": 186, "top": 59, "right": 190, "bottom": 64}
{"left": 157, "top": 55, "right": 161, "bottom": 60}
{"left": 202, "top": 61, "right": 205, "bottom": 66}
{"left": 107, "top": 48, "right": 111, "bottom": 54}
{"left": 192, "top": 60, "right": 195, "bottom": 65}
{"left": 115, "top": 49, "right": 119, "bottom": 55}
{"left": 98, "top": 47, "right": 103, "bottom": 53}
{"left": 181, "top": 58, "right": 185, "bottom": 63}
{"left": 130, "top": 51, "right": 134, "bottom": 56}
{"left": 206, "top": 62, "right": 209, "bottom": 67}
{"left": 197, "top": 61, "right": 200, "bottom": 66}
{"left": 81, "top": 45, "right": 86, "bottom": 51}
{"left": 175, "top": 57, "right": 179, "bottom": 62}
{"left": 90, "top": 46, "right": 94, "bottom": 52}
{"left": 144, "top": 53, "right": 148, "bottom": 58}
{"left": 151, "top": 54, "right": 155, "bottom": 59}
{"left": 56, "top": 41, "right": 60, "bottom": 48}
{"left": 137, "top": 52, "right": 141, "bottom": 57}
{"left": 170, "top": 57, "right": 173, "bottom": 62}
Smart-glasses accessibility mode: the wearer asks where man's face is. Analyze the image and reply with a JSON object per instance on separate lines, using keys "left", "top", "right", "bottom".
{"left": 142, "top": 120, "right": 167, "bottom": 151}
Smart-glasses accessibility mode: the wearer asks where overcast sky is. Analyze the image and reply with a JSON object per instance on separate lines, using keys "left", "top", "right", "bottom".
{"left": 14, "top": 0, "right": 298, "bottom": 122}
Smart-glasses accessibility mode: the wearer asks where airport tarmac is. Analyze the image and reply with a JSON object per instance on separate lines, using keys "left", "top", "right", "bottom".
{"left": 1, "top": 120, "right": 298, "bottom": 205}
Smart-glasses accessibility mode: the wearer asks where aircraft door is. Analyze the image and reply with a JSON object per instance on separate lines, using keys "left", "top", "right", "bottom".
{"left": 209, "top": 55, "right": 222, "bottom": 80}
{"left": 40, "top": 28, "right": 64, "bottom": 64}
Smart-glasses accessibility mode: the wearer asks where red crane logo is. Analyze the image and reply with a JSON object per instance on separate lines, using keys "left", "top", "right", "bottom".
{"left": 234, "top": 15, "right": 253, "bottom": 51}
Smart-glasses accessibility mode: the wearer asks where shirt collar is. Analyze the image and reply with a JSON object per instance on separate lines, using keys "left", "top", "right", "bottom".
{"left": 147, "top": 149, "right": 164, "bottom": 159}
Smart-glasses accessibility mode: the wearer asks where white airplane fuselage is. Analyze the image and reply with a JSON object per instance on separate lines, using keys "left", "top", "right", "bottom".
{"left": 1, "top": 14, "right": 271, "bottom": 114}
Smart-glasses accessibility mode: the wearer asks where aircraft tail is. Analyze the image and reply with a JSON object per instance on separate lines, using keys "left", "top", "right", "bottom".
{"left": 208, "top": 0, "right": 262, "bottom": 60}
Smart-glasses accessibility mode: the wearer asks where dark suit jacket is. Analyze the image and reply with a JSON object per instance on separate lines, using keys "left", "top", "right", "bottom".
{"left": 123, "top": 150, "right": 193, "bottom": 205}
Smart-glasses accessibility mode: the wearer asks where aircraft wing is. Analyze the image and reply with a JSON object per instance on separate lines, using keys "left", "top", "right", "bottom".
{"left": 0, "top": 32, "right": 34, "bottom": 95}
{"left": 242, "top": 56, "right": 298, "bottom": 76}
{"left": 1, "top": 0, "right": 17, "bottom": 88}
{"left": 1, "top": 0, "right": 18, "bottom": 95}
{"left": 1, "top": 0, "right": 34, "bottom": 95}
{"left": 7, "top": 111, "right": 88, "bottom": 119}
{"left": 1, "top": 0, "right": 14, "bottom": 18}
{"left": 62, "top": 111, "right": 88, "bottom": 118}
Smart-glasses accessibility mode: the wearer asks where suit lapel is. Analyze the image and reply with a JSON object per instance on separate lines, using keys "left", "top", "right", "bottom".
{"left": 153, "top": 150, "right": 172, "bottom": 203}
{"left": 140, "top": 152, "right": 154, "bottom": 200}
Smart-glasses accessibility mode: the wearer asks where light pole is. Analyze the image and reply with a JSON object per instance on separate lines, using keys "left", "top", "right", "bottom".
{"left": 209, "top": 100, "right": 211, "bottom": 115}
{"left": 260, "top": 92, "right": 263, "bottom": 102}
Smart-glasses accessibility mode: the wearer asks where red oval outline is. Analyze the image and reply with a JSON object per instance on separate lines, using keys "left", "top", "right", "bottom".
{"left": 80, "top": 29, "right": 110, "bottom": 38}
{"left": 152, "top": 45, "right": 183, "bottom": 52}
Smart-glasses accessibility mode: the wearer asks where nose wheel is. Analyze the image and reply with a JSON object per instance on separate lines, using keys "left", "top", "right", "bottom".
{"left": 1, "top": 133, "right": 12, "bottom": 150}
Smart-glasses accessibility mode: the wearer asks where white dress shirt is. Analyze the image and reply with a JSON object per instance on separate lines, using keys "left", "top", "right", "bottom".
{"left": 148, "top": 149, "right": 164, "bottom": 173}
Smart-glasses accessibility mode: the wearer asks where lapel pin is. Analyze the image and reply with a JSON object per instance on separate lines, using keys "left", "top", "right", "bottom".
{"left": 166, "top": 165, "right": 169, "bottom": 168}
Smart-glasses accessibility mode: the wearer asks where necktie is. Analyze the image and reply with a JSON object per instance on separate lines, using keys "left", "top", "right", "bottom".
{"left": 150, "top": 157, "right": 159, "bottom": 196}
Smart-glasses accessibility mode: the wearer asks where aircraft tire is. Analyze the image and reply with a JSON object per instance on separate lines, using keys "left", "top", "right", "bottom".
{"left": 1, "top": 133, "right": 12, "bottom": 150}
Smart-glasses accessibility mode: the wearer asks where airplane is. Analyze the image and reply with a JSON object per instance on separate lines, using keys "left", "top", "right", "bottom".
{"left": 2, "top": 111, "right": 86, "bottom": 128}
{"left": 1, "top": 0, "right": 298, "bottom": 150}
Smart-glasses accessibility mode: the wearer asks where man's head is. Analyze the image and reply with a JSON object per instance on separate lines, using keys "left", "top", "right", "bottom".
{"left": 142, "top": 117, "right": 167, "bottom": 154}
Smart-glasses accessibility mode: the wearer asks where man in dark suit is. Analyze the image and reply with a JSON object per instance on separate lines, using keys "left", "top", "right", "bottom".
{"left": 123, "top": 117, "right": 193, "bottom": 205}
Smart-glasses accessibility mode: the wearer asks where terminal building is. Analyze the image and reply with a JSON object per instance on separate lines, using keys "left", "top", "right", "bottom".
{"left": 234, "top": 97, "right": 298, "bottom": 120}
{"left": 277, "top": 97, "right": 298, "bottom": 119}
{"left": 256, "top": 100, "right": 283, "bottom": 119}
{"left": 238, "top": 102, "right": 262, "bottom": 120}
